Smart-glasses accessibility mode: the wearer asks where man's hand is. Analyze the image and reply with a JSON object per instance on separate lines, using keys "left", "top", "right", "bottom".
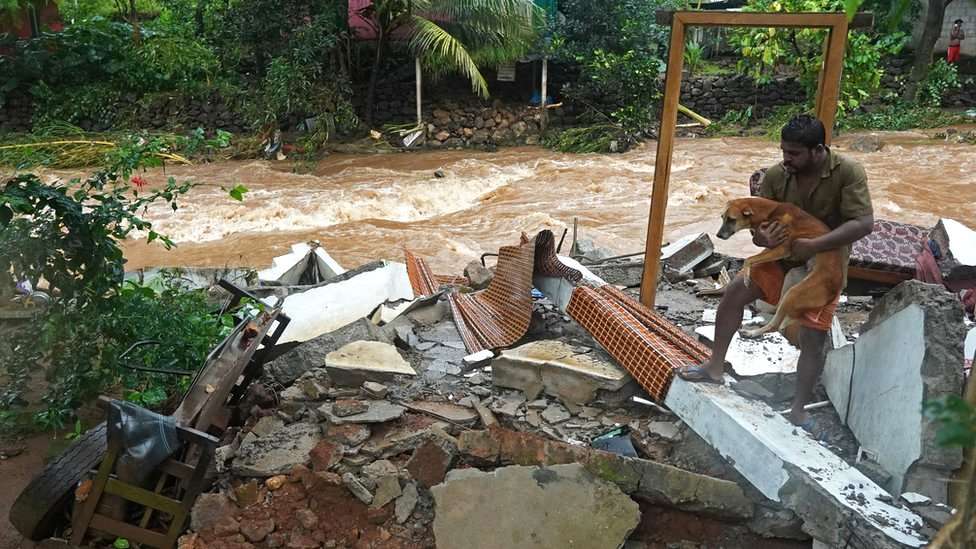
{"left": 790, "top": 238, "right": 819, "bottom": 260}
{"left": 753, "top": 221, "right": 788, "bottom": 248}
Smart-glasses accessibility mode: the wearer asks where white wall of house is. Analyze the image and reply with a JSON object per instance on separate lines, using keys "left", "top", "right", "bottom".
{"left": 916, "top": 1, "right": 976, "bottom": 57}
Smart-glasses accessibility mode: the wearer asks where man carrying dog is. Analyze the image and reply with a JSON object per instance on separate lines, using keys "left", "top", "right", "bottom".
{"left": 678, "top": 114, "right": 874, "bottom": 432}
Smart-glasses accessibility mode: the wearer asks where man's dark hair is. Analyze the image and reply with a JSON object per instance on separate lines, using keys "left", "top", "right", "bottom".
{"left": 781, "top": 114, "right": 826, "bottom": 149}
{"left": 955, "top": 19, "right": 964, "bottom": 24}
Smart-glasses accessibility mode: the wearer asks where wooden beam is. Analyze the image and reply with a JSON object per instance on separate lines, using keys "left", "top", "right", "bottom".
{"left": 655, "top": 10, "right": 872, "bottom": 29}
{"left": 814, "top": 20, "right": 849, "bottom": 142}
{"left": 639, "top": 16, "right": 686, "bottom": 307}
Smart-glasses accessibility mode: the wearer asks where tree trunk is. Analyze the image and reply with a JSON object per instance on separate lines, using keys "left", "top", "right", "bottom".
{"left": 365, "top": 26, "right": 387, "bottom": 129}
{"left": 129, "top": 0, "right": 141, "bottom": 45}
{"left": 902, "top": 0, "right": 953, "bottom": 101}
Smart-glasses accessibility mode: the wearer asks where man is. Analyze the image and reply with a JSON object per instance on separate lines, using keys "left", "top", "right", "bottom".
{"left": 678, "top": 114, "right": 874, "bottom": 432}
{"left": 949, "top": 19, "right": 965, "bottom": 64}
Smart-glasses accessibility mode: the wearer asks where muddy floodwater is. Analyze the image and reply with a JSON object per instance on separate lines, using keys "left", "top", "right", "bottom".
{"left": 110, "top": 131, "right": 975, "bottom": 272}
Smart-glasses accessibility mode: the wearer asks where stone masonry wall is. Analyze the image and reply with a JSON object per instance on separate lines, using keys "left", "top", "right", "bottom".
{"left": 679, "top": 74, "right": 808, "bottom": 120}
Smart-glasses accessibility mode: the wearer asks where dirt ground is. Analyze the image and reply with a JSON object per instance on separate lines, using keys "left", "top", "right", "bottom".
{"left": 0, "top": 433, "right": 56, "bottom": 549}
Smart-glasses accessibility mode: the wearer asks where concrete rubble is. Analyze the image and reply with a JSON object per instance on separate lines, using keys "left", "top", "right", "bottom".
{"left": 431, "top": 464, "right": 640, "bottom": 549}
{"left": 822, "top": 281, "right": 966, "bottom": 502}
{"left": 158, "top": 233, "right": 971, "bottom": 549}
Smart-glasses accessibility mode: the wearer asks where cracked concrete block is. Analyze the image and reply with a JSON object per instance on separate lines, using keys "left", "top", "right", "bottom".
{"left": 665, "top": 377, "right": 928, "bottom": 548}
{"left": 661, "top": 233, "right": 713, "bottom": 280}
{"left": 325, "top": 340, "right": 416, "bottom": 387}
{"left": 277, "top": 260, "right": 414, "bottom": 344}
{"left": 431, "top": 464, "right": 640, "bottom": 549}
{"left": 458, "top": 427, "right": 753, "bottom": 520}
{"left": 533, "top": 255, "right": 606, "bottom": 312}
{"left": 232, "top": 422, "right": 322, "bottom": 477}
{"left": 492, "top": 340, "right": 632, "bottom": 406}
{"left": 265, "top": 318, "right": 388, "bottom": 386}
{"left": 822, "top": 281, "right": 965, "bottom": 501}
{"left": 587, "top": 258, "right": 645, "bottom": 288}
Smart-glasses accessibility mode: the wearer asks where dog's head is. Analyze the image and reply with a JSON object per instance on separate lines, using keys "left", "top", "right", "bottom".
{"left": 717, "top": 199, "right": 759, "bottom": 240}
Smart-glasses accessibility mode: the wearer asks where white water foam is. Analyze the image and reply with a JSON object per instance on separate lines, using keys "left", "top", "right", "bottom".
{"left": 135, "top": 160, "right": 536, "bottom": 243}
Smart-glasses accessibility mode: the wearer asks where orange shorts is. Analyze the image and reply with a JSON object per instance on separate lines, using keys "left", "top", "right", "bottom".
{"left": 749, "top": 262, "right": 839, "bottom": 332}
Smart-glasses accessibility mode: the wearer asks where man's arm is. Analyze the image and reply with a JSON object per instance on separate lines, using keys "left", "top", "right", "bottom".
{"left": 794, "top": 213, "right": 874, "bottom": 257}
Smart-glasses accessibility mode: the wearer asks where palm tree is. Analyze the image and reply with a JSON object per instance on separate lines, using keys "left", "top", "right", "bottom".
{"left": 356, "top": 0, "right": 541, "bottom": 126}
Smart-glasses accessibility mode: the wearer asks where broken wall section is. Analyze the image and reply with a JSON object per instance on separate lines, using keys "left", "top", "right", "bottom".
{"left": 823, "top": 280, "right": 966, "bottom": 502}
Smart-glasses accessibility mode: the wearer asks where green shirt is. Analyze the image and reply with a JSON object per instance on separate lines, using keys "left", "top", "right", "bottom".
{"left": 759, "top": 149, "right": 873, "bottom": 230}
{"left": 758, "top": 149, "right": 873, "bottom": 279}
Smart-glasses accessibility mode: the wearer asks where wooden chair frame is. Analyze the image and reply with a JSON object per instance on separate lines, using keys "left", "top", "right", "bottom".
{"left": 70, "top": 282, "right": 288, "bottom": 549}
{"left": 639, "top": 10, "right": 874, "bottom": 306}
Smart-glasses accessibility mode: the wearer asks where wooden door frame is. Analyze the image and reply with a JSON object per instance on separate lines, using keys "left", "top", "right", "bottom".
{"left": 639, "top": 10, "right": 873, "bottom": 306}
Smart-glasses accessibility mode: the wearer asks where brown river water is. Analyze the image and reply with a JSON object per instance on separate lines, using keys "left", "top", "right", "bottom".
{"left": 104, "top": 132, "right": 974, "bottom": 273}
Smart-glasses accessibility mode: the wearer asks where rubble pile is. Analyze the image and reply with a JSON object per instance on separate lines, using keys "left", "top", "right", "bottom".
{"left": 89, "top": 228, "right": 972, "bottom": 549}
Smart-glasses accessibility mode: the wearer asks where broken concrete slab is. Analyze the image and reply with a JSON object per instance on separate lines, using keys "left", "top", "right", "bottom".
{"left": 490, "top": 393, "right": 525, "bottom": 417}
{"left": 458, "top": 427, "right": 753, "bottom": 520}
{"left": 395, "top": 481, "right": 419, "bottom": 524}
{"left": 665, "top": 376, "right": 928, "bottom": 548}
{"left": 277, "top": 261, "right": 414, "bottom": 344}
{"left": 324, "top": 340, "right": 416, "bottom": 387}
{"left": 362, "top": 381, "right": 389, "bottom": 399}
{"left": 404, "top": 401, "right": 478, "bottom": 426}
{"left": 492, "top": 340, "right": 633, "bottom": 405}
{"left": 431, "top": 464, "right": 640, "bottom": 549}
{"left": 462, "top": 349, "right": 493, "bottom": 369}
{"left": 464, "top": 260, "right": 493, "bottom": 290}
{"left": 587, "top": 258, "right": 645, "bottom": 288}
{"left": 823, "top": 281, "right": 965, "bottom": 501}
{"left": 540, "top": 403, "right": 571, "bottom": 424}
{"left": 258, "top": 242, "right": 345, "bottom": 285}
{"left": 370, "top": 475, "right": 402, "bottom": 509}
{"left": 318, "top": 400, "right": 406, "bottom": 425}
{"left": 420, "top": 344, "right": 467, "bottom": 377}
{"left": 533, "top": 255, "right": 606, "bottom": 313}
{"left": 696, "top": 325, "right": 800, "bottom": 377}
{"left": 342, "top": 473, "right": 373, "bottom": 505}
{"left": 265, "top": 318, "right": 388, "bottom": 386}
{"left": 232, "top": 422, "right": 322, "bottom": 477}
{"left": 661, "top": 232, "right": 713, "bottom": 280}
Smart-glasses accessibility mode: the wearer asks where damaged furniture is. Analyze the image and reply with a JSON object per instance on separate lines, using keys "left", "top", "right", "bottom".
{"left": 10, "top": 281, "right": 289, "bottom": 546}
{"left": 70, "top": 398, "right": 219, "bottom": 548}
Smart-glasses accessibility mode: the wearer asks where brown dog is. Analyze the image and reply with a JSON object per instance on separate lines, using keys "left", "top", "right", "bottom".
{"left": 717, "top": 197, "right": 843, "bottom": 339}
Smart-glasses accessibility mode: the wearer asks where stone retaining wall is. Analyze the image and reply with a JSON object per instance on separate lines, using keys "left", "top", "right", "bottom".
{"left": 679, "top": 74, "right": 807, "bottom": 120}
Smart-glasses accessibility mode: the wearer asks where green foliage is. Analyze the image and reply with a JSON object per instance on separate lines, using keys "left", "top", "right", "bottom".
{"left": 0, "top": 138, "right": 237, "bottom": 429}
{"left": 543, "top": 124, "right": 631, "bottom": 153}
{"left": 839, "top": 104, "right": 965, "bottom": 131}
{"left": 553, "top": 0, "right": 676, "bottom": 134}
{"left": 730, "top": 0, "right": 907, "bottom": 117}
{"left": 924, "top": 396, "right": 976, "bottom": 449}
{"left": 1, "top": 17, "right": 220, "bottom": 123}
{"left": 0, "top": 124, "right": 237, "bottom": 169}
{"left": 916, "top": 58, "right": 961, "bottom": 107}
{"left": 684, "top": 40, "right": 705, "bottom": 77}
{"left": 0, "top": 170, "right": 190, "bottom": 301}
{"left": 58, "top": 0, "right": 164, "bottom": 22}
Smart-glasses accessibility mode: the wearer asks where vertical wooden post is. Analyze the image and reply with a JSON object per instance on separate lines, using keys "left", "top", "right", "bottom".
{"left": 540, "top": 56, "right": 549, "bottom": 132}
{"left": 639, "top": 16, "right": 686, "bottom": 307}
{"left": 415, "top": 57, "right": 423, "bottom": 129}
{"left": 814, "top": 20, "right": 848, "bottom": 145}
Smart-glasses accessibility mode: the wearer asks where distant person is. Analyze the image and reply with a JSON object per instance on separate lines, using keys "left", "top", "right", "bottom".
{"left": 948, "top": 19, "right": 965, "bottom": 64}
